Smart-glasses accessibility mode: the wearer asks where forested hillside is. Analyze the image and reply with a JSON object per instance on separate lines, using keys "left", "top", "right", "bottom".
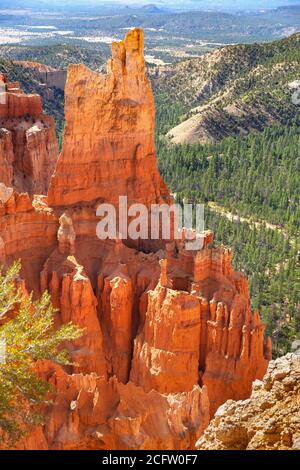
{"left": 158, "top": 126, "right": 300, "bottom": 234}
{"left": 157, "top": 127, "right": 300, "bottom": 356}
{"left": 0, "top": 44, "right": 107, "bottom": 71}
{"left": 153, "top": 33, "right": 300, "bottom": 143}
{"left": 155, "top": 35, "right": 300, "bottom": 355}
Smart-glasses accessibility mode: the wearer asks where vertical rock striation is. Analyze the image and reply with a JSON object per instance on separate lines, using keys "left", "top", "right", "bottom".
{"left": 131, "top": 238, "right": 271, "bottom": 416}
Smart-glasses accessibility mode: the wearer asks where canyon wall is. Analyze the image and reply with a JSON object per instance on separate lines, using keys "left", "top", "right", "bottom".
{"left": 0, "top": 29, "right": 271, "bottom": 450}
{"left": 14, "top": 61, "right": 67, "bottom": 91}
{"left": 0, "top": 74, "right": 58, "bottom": 195}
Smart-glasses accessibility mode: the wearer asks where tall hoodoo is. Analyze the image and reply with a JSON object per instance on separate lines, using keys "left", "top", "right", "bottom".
{"left": 48, "top": 28, "right": 170, "bottom": 209}
{"left": 0, "top": 29, "right": 272, "bottom": 450}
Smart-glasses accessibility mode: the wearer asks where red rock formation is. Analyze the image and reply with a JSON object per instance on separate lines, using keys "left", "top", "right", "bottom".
{"left": 0, "top": 129, "right": 14, "bottom": 186}
{"left": 131, "top": 240, "right": 271, "bottom": 416}
{"left": 0, "top": 28, "right": 271, "bottom": 450}
{"left": 0, "top": 189, "right": 57, "bottom": 293}
{"left": 26, "top": 361, "right": 209, "bottom": 450}
{"left": 0, "top": 79, "right": 42, "bottom": 118}
{"left": 131, "top": 282, "right": 202, "bottom": 394}
{"left": 0, "top": 76, "right": 58, "bottom": 194}
{"left": 101, "top": 265, "right": 134, "bottom": 383}
{"left": 48, "top": 28, "right": 170, "bottom": 213}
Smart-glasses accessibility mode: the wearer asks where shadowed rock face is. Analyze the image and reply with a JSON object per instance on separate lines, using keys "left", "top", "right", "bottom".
{"left": 0, "top": 29, "right": 271, "bottom": 450}
{"left": 0, "top": 74, "right": 58, "bottom": 195}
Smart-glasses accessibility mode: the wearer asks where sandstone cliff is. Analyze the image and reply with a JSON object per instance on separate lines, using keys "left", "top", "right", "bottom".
{"left": 0, "top": 29, "right": 271, "bottom": 450}
{"left": 196, "top": 352, "right": 300, "bottom": 450}
{"left": 0, "top": 74, "right": 58, "bottom": 195}
{"left": 47, "top": 29, "right": 171, "bottom": 214}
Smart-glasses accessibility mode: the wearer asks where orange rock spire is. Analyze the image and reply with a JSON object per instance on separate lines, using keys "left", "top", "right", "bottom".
{"left": 48, "top": 28, "right": 170, "bottom": 209}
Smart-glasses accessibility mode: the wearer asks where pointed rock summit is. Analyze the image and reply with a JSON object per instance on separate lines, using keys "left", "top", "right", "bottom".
{"left": 48, "top": 28, "right": 170, "bottom": 208}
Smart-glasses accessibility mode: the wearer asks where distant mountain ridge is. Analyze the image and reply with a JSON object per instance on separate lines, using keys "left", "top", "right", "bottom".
{"left": 141, "top": 4, "right": 163, "bottom": 13}
{"left": 152, "top": 33, "right": 300, "bottom": 143}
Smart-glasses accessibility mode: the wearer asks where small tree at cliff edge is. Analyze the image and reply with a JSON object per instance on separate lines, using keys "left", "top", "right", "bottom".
{"left": 0, "top": 261, "right": 82, "bottom": 445}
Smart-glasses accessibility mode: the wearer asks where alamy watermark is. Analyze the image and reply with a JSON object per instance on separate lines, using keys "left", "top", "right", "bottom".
{"left": 96, "top": 196, "right": 205, "bottom": 250}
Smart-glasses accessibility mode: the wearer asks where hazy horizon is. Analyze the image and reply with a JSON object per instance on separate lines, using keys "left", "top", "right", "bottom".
{"left": 1, "top": 0, "right": 300, "bottom": 13}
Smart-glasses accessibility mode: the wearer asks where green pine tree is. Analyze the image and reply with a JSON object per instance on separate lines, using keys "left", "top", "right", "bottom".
{"left": 0, "top": 261, "right": 82, "bottom": 445}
